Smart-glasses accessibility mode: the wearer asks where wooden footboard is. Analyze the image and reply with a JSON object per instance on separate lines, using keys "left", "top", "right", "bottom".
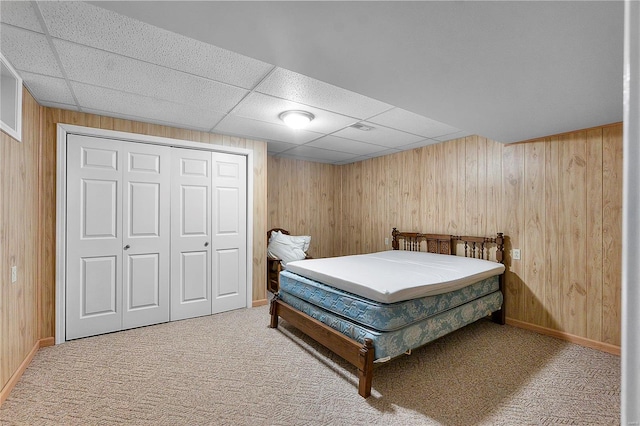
{"left": 269, "top": 297, "right": 375, "bottom": 397}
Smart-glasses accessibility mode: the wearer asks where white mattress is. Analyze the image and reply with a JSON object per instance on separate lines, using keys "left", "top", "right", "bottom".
{"left": 285, "top": 250, "right": 505, "bottom": 304}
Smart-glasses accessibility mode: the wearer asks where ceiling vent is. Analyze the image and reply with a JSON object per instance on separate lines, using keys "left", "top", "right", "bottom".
{"left": 350, "top": 123, "right": 374, "bottom": 131}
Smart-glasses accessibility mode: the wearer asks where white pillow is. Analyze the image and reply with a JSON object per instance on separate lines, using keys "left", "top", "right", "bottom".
{"left": 286, "top": 234, "right": 311, "bottom": 253}
{"left": 268, "top": 231, "right": 311, "bottom": 266}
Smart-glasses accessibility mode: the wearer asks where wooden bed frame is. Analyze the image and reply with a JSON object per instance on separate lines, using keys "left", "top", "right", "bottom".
{"left": 269, "top": 228, "right": 505, "bottom": 398}
{"left": 267, "top": 228, "right": 312, "bottom": 293}
{"left": 267, "top": 228, "right": 290, "bottom": 293}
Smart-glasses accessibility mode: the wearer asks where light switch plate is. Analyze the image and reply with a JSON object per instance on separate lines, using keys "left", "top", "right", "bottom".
{"left": 11, "top": 265, "right": 17, "bottom": 283}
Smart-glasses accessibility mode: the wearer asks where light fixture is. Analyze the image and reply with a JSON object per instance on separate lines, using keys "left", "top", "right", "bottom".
{"left": 279, "top": 110, "right": 315, "bottom": 129}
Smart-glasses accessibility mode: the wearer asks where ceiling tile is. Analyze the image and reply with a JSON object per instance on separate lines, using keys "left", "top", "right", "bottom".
{"left": 256, "top": 68, "right": 393, "bottom": 119}
{"left": 54, "top": 39, "right": 247, "bottom": 114}
{"left": 332, "top": 148, "right": 403, "bottom": 165}
{"left": 0, "top": 24, "right": 63, "bottom": 77}
{"left": 278, "top": 145, "right": 360, "bottom": 164}
{"left": 37, "top": 101, "right": 79, "bottom": 111}
{"left": 231, "top": 92, "right": 358, "bottom": 134}
{"left": 394, "top": 138, "right": 441, "bottom": 151}
{"left": 332, "top": 122, "right": 425, "bottom": 148}
{"left": 368, "top": 107, "right": 462, "bottom": 138}
{"left": 361, "top": 148, "right": 403, "bottom": 160}
{"left": 81, "top": 107, "right": 214, "bottom": 133}
{"left": 276, "top": 152, "right": 333, "bottom": 163}
{"left": 72, "top": 82, "right": 225, "bottom": 131}
{"left": 265, "top": 140, "right": 299, "bottom": 154}
{"left": 434, "top": 130, "right": 474, "bottom": 142}
{"left": 38, "top": 1, "right": 273, "bottom": 89}
{"left": 306, "top": 135, "right": 388, "bottom": 156}
{"left": 215, "top": 115, "right": 323, "bottom": 145}
{"left": 0, "top": 2, "right": 44, "bottom": 33}
{"left": 20, "top": 71, "right": 75, "bottom": 105}
{"left": 334, "top": 156, "right": 372, "bottom": 166}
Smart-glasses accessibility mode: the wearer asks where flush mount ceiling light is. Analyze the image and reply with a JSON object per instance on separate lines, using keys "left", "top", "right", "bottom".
{"left": 279, "top": 110, "right": 315, "bottom": 129}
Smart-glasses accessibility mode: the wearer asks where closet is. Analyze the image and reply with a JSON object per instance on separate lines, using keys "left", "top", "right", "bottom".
{"left": 64, "top": 132, "right": 248, "bottom": 340}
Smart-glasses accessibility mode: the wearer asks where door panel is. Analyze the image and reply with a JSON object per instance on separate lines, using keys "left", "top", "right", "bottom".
{"left": 182, "top": 157, "right": 208, "bottom": 176}
{"left": 66, "top": 135, "right": 123, "bottom": 339}
{"left": 181, "top": 186, "right": 208, "bottom": 235}
{"left": 122, "top": 143, "right": 171, "bottom": 329}
{"left": 81, "top": 256, "right": 118, "bottom": 316}
{"left": 171, "top": 148, "right": 212, "bottom": 320}
{"left": 216, "top": 188, "right": 239, "bottom": 234}
{"left": 129, "top": 152, "right": 160, "bottom": 173}
{"left": 82, "top": 180, "right": 118, "bottom": 238}
{"left": 127, "top": 253, "right": 160, "bottom": 309}
{"left": 82, "top": 146, "right": 118, "bottom": 170}
{"left": 211, "top": 152, "right": 247, "bottom": 314}
{"left": 128, "top": 182, "right": 160, "bottom": 237}
{"left": 181, "top": 251, "right": 209, "bottom": 301}
{"left": 215, "top": 249, "right": 240, "bottom": 296}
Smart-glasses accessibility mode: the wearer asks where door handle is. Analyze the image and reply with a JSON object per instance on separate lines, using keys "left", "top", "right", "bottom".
{"left": 204, "top": 242, "right": 209, "bottom": 247}
{"left": 124, "top": 245, "right": 130, "bottom": 250}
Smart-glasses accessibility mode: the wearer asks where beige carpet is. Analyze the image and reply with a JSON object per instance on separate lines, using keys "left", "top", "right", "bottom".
{"left": 1, "top": 305, "right": 620, "bottom": 425}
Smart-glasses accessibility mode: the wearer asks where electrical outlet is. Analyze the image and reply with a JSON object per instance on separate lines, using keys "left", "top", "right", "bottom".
{"left": 11, "top": 265, "right": 17, "bottom": 283}
{"left": 512, "top": 249, "right": 521, "bottom": 260}
{"left": 384, "top": 237, "right": 389, "bottom": 246}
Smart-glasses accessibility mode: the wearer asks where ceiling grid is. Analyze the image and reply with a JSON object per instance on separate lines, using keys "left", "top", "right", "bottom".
{"left": 0, "top": 1, "right": 623, "bottom": 163}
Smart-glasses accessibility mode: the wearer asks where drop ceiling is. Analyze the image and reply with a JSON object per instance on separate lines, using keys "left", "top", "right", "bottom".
{"left": 0, "top": 1, "right": 624, "bottom": 164}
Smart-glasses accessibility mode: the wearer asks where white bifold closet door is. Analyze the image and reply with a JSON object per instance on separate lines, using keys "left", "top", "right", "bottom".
{"left": 66, "top": 135, "right": 170, "bottom": 340}
{"left": 170, "top": 149, "right": 247, "bottom": 320}
{"left": 170, "top": 148, "right": 212, "bottom": 320}
{"left": 211, "top": 152, "right": 247, "bottom": 314}
{"left": 66, "top": 135, "right": 247, "bottom": 339}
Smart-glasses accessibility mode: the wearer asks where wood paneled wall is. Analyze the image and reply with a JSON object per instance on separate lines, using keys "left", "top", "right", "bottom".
{"left": 267, "top": 157, "right": 341, "bottom": 258}
{"left": 267, "top": 124, "right": 623, "bottom": 348}
{"left": 503, "top": 127, "right": 622, "bottom": 347}
{"left": 2, "top": 94, "right": 268, "bottom": 395}
{"left": 339, "top": 136, "right": 504, "bottom": 255}
{"left": 1, "top": 89, "right": 44, "bottom": 392}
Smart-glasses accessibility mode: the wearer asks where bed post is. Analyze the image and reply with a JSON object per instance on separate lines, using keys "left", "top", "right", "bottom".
{"left": 358, "top": 338, "right": 375, "bottom": 398}
{"left": 269, "top": 297, "right": 279, "bottom": 328}
{"left": 495, "top": 232, "right": 504, "bottom": 263}
{"left": 391, "top": 228, "right": 400, "bottom": 250}
{"left": 492, "top": 233, "right": 506, "bottom": 325}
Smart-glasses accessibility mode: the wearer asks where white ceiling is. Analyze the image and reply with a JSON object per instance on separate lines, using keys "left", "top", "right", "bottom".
{"left": 0, "top": 1, "right": 624, "bottom": 164}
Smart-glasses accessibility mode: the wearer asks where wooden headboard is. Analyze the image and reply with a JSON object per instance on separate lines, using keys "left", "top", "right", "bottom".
{"left": 391, "top": 227, "right": 505, "bottom": 264}
{"left": 267, "top": 228, "right": 290, "bottom": 243}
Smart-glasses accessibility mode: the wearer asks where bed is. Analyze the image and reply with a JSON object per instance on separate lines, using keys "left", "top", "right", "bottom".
{"left": 269, "top": 228, "right": 506, "bottom": 398}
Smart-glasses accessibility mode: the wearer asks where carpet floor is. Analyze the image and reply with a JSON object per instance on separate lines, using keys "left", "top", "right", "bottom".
{"left": 0, "top": 304, "right": 620, "bottom": 425}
